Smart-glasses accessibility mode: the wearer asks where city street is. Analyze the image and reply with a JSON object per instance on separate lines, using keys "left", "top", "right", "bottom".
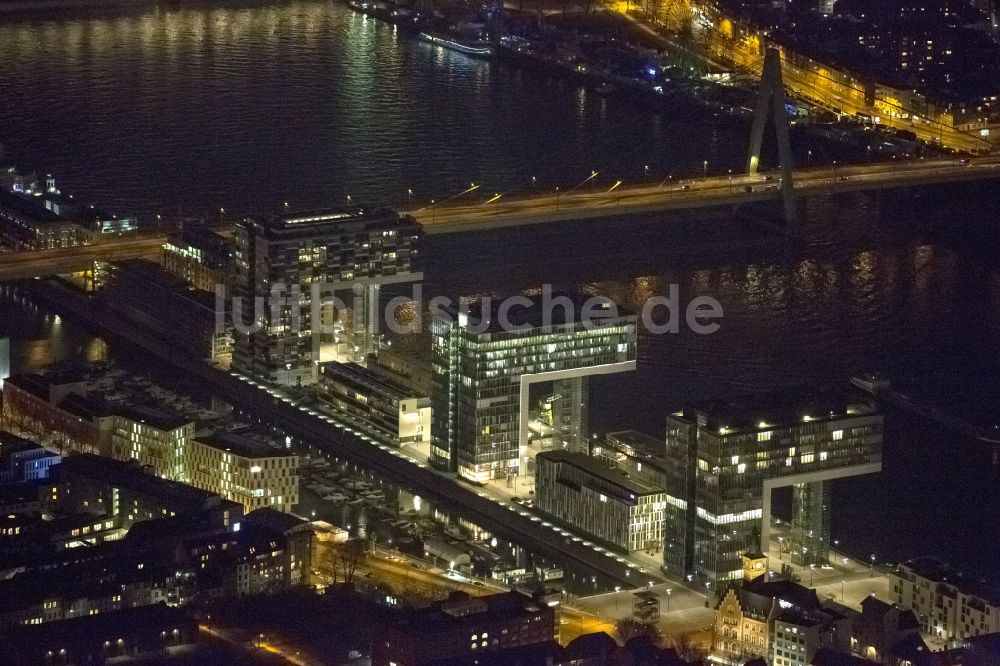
{"left": 576, "top": 582, "right": 715, "bottom": 639}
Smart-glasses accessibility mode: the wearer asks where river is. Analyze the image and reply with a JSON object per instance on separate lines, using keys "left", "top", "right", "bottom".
{"left": 1, "top": 0, "right": 998, "bottom": 577}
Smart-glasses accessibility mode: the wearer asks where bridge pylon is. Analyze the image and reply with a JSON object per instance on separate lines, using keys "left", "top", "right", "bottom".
{"left": 747, "top": 47, "right": 798, "bottom": 224}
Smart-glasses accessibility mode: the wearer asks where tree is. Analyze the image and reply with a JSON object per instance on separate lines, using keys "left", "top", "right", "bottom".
{"left": 317, "top": 538, "right": 366, "bottom": 586}
{"left": 615, "top": 617, "right": 662, "bottom": 645}
{"left": 669, "top": 631, "right": 709, "bottom": 662}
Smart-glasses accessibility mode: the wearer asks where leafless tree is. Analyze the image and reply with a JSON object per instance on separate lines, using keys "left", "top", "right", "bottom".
{"left": 615, "top": 617, "right": 662, "bottom": 645}
{"left": 319, "top": 538, "right": 366, "bottom": 586}
{"left": 670, "top": 631, "right": 709, "bottom": 662}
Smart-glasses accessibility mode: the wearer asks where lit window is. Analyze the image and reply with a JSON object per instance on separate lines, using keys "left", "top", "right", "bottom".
{"left": 832, "top": 430, "right": 843, "bottom": 441}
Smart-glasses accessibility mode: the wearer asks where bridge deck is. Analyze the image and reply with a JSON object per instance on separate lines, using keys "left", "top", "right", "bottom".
{"left": 406, "top": 157, "right": 1000, "bottom": 234}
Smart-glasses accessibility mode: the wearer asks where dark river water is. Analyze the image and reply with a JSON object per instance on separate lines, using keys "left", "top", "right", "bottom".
{"left": 1, "top": 0, "right": 999, "bottom": 577}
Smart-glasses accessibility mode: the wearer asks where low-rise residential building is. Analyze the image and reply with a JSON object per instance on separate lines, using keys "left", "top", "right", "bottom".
{"left": 110, "top": 405, "right": 194, "bottom": 482}
{"left": 373, "top": 590, "right": 557, "bottom": 666}
{"left": 891, "top": 557, "right": 1000, "bottom": 641}
{"left": 1, "top": 372, "right": 113, "bottom": 455}
{"left": 712, "top": 569, "right": 854, "bottom": 666}
{"left": 534, "top": 450, "right": 666, "bottom": 553}
{"left": 853, "top": 596, "right": 927, "bottom": 666}
{"left": 0, "top": 604, "right": 198, "bottom": 665}
{"left": 318, "top": 361, "right": 431, "bottom": 447}
{"left": 0, "top": 433, "right": 60, "bottom": 483}
{"left": 54, "top": 453, "right": 241, "bottom": 532}
{"left": 939, "top": 633, "right": 1000, "bottom": 666}
{"left": 188, "top": 433, "right": 299, "bottom": 513}
{"left": 0, "top": 479, "right": 51, "bottom": 515}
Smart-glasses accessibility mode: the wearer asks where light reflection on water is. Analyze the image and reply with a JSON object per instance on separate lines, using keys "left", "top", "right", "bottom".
{"left": 1, "top": 0, "right": 999, "bottom": 575}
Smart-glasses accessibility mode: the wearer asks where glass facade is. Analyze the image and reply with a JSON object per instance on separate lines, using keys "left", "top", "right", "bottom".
{"left": 535, "top": 450, "right": 666, "bottom": 552}
{"left": 431, "top": 298, "right": 637, "bottom": 483}
{"left": 232, "top": 208, "right": 421, "bottom": 386}
{"left": 663, "top": 394, "right": 882, "bottom": 587}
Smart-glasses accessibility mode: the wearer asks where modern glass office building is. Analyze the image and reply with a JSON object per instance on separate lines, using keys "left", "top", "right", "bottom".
{"left": 662, "top": 390, "right": 882, "bottom": 587}
{"left": 535, "top": 450, "right": 666, "bottom": 553}
{"left": 232, "top": 207, "right": 422, "bottom": 386}
{"left": 431, "top": 293, "right": 637, "bottom": 483}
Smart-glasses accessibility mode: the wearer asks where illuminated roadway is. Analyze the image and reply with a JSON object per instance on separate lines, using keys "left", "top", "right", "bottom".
{"left": 407, "top": 156, "right": 1000, "bottom": 234}
{"left": 0, "top": 158, "right": 996, "bottom": 279}
{"left": 632, "top": 2, "right": 993, "bottom": 153}
{"left": 348, "top": 548, "right": 616, "bottom": 644}
{"left": 0, "top": 233, "right": 166, "bottom": 281}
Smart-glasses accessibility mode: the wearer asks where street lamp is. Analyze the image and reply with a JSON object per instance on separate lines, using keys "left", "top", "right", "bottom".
{"left": 809, "top": 563, "right": 816, "bottom": 586}
{"left": 644, "top": 164, "right": 650, "bottom": 186}
{"left": 666, "top": 588, "right": 673, "bottom": 613}
{"left": 777, "top": 536, "right": 784, "bottom": 561}
{"left": 408, "top": 189, "right": 414, "bottom": 200}
{"left": 841, "top": 578, "right": 846, "bottom": 600}
{"left": 703, "top": 160, "right": 708, "bottom": 176}
{"left": 614, "top": 586, "right": 621, "bottom": 614}
{"left": 870, "top": 554, "right": 876, "bottom": 577}
{"left": 346, "top": 195, "right": 352, "bottom": 205}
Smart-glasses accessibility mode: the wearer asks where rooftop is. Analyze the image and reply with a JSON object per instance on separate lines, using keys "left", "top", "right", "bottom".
{"left": 673, "top": 388, "right": 878, "bottom": 434}
{"left": 319, "top": 361, "right": 415, "bottom": 401}
{"left": 3, "top": 372, "right": 86, "bottom": 402}
{"left": 0, "top": 479, "right": 48, "bottom": 507}
{"left": 537, "top": 450, "right": 663, "bottom": 497}
{"left": 56, "top": 454, "right": 216, "bottom": 508}
{"left": 167, "top": 227, "right": 232, "bottom": 257}
{"left": 194, "top": 432, "right": 296, "bottom": 460}
{"left": 0, "top": 432, "right": 47, "bottom": 456}
{"left": 0, "top": 603, "right": 193, "bottom": 646}
{"left": 112, "top": 404, "right": 192, "bottom": 432}
{"left": 604, "top": 430, "right": 668, "bottom": 465}
{"left": 245, "top": 206, "right": 420, "bottom": 238}
{"left": 900, "top": 557, "right": 1000, "bottom": 606}
{"left": 398, "top": 591, "right": 551, "bottom": 633}
{"left": 439, "top": 291, "right": 635, "bottom": 335}
{"left": 244, "top": 507, "right": 310, "bottom": 534}
{"left": 0, "top": 191, "right": 64, "bottom": 225}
